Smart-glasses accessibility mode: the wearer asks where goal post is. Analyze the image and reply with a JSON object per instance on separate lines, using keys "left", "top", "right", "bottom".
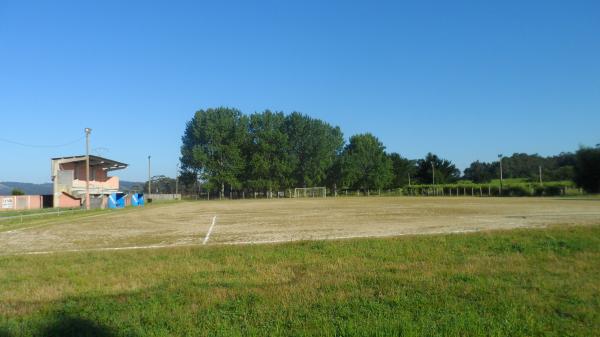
{"left": 294, "top": 187, "right": 327, "bottom": 198}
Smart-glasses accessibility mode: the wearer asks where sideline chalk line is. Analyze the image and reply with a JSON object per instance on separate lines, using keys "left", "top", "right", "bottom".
{"left": 203, "top": 215, "right": 217, "bottom": 245}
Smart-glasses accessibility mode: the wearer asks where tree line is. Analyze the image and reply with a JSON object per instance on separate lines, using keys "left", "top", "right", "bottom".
{"left": 178, "top": 107, "right": 600, "bottom": 196}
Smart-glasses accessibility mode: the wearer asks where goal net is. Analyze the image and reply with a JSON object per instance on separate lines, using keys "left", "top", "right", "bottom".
{"left": 294, "top": 187, "right": 327, "bottom": 198}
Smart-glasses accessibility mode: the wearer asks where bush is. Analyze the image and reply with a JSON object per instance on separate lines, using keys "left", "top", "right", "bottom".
{"left": 533, "top": 186, "right": 545, "bottom": 196}
{"left": 533, "top": 185, "right": 563, "bottom": 196}
{"left": 404, "top": 181, "right": 574, "bottom": 197}
{"left": 543, "top": 185, "right": 563, "bottom": 196}
{"left": 503, "top": 185, "right": 531, "bottom": 197}
{"left": 11, "top": 188, "right": 25, "bottom": 196}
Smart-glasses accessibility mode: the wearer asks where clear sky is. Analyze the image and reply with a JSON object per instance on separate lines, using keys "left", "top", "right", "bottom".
{"left": 1, "top": 0, "right": 599, "bottom": 183}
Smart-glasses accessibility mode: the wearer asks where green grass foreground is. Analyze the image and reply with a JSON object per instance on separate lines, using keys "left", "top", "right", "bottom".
{"left": 1, "top": 226, "right": 599, "bottom": 337}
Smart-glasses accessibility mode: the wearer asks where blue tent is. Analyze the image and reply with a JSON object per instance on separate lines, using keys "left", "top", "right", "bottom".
{"left": 131, "top": 193, "right": 144, "bottom": 207}
{"left": 116, "top": 193, "right": 125, "bottom": 208}
{"left": 108, "top": 193, "right": 117, "bottom": 209}
{"left": 108, "top": 193, "right": 126, "bottom": 209}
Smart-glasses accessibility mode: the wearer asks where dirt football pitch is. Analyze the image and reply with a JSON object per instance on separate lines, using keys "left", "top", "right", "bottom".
{"left": 1, "top": 196, "right": 600, "bottom": 255}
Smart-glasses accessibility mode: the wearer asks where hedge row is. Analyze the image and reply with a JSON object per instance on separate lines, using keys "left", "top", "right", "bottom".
{"left": 402, "top": 181, "right": 577, "bottom": 197}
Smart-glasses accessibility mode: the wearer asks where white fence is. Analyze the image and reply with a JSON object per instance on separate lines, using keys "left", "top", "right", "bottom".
{"left": 0, "top": 208, "right": 85, "bottom": 223}
{"left": 146, "top": 194, "right": 182, "bottom": 201}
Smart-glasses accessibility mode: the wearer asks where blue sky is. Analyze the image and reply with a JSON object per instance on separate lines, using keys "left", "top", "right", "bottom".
{"left": 1, "top": 0, "right": 599, "bottom": 183}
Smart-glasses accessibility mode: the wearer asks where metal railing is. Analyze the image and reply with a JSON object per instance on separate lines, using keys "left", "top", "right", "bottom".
{"left": 0, "top": 208, "right": 86, "bottom": 223}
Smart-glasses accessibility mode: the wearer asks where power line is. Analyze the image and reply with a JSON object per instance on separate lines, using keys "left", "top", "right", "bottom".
{"left": 0, "top": 136, "right": 84, "bottom": 148}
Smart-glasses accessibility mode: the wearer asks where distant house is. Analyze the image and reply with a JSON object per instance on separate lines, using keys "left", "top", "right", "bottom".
{"left": 51, "top": 155, "right": 128, "bottom": 208}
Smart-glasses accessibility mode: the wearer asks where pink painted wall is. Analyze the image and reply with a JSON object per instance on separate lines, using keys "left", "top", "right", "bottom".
{"left": 60, "top": 161, "right": 120, "bottom": 190}
{"left": 59, "top": 193, "right": 82, "bottom": 208}
{"left": 71, "top": 176, "right": 119, "bottom": 190}
{"left": 104, "top": 176, "right": 119, "bottom": 189}
{"left": 29, "top": 196, "right": 42, "bottom": 209}
{"left": 60, "top": 162, "right": 109, "bottom": 182}
{"left": 0, "top": 195, "right": 43, "bottom": 211}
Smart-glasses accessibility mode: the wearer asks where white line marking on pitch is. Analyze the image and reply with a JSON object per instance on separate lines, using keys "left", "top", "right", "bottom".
{"left": 0, "top": 224, "right": 544, "bottom": 256}
{"left": 220, "top": 228, "right": 483, "bottom": 246}
{"left": 11, "top": 243, "right": 191, "bottom": 256}
{"left": 203, "top": 216, "right": 217, "bottom": 245}
{"left": 0, "top": 241, "right": 214, "bottom": 256}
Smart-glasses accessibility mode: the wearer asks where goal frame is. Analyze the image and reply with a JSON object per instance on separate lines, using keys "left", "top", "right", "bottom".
{"left": 294, "top": 187, "right": 327, "bottom": 198}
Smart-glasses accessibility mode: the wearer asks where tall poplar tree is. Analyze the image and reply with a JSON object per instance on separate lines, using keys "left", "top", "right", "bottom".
{"left": 245, "top": 110, "right": 293, "bottom": 194}
{"left": 180, "top": 107, "right": 247, "bottom": 198}
{"left": 285, "top": 112, "right": 344, "bottom": 187}
{"left": 341, "top": 133, "right": 393, "bottom": 191}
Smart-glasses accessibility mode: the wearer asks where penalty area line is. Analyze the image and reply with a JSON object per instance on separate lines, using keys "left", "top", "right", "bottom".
{"left": 203, "top": 215, "right": 217, "bottom": 245}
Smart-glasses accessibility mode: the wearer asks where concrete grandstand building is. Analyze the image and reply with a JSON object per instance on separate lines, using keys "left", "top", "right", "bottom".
{"left": 51, "top": 155, "right": 128, "bottom": 208}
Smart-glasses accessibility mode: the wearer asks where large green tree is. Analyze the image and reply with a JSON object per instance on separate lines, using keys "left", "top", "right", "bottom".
{"left": 463, "top": 153, "right": 576, "bottom": 183}
{"left": 177, "top": 171, "right": 200, "bottom": 195}
{"left": 415, "top": 153, "right": 460, "bottom": 184}
{"left": 142, "top": 175, "right": 177, "bottom": 194}
{"left": 463, "top": 161, "right": 499, "bottom": 183}
{"left": 340, "top": 133, "right": 393, "bottom": 191}
{"left": 574, "top": 146, "right": 600, "bottom": 193}
{"left": 285, "top": 112, "right": 344, "bottom": 187}
{"left": 388, "top": 153, "right": 416, "bottom": 188}
{"left": 244, "top": 110, "right": 293, "bottom": 194}
{"left": 180, "top": 107, "right": 248, "bottom": 198}
{"left": 501, "top": 153, "right": 545, "bottom": 180}
{"left": 543, "top": 152, "right": 576, "bottom": 181}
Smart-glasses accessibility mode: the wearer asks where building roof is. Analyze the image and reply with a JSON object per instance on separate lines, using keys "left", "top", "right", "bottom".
{"left": 52, "top": 155, "right": 128, "bottom": 171}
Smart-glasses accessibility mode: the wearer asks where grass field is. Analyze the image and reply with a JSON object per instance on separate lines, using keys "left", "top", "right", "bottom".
{"left": 2, "top": 197, "right": 600, "bottom": 255}
{"left": 1, "top": 197, "right": 599, "bottom": 336}
{"left": 1, "top": 225, "right": 599, "bottom": 336}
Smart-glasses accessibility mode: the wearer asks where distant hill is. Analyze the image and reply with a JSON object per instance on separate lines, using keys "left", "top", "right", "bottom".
{"left": 0, "top": 182, "right": 53, "bottom": 195}
{"left": 0, "top": 181, "right": 144, "bottom": 195}
{"left": 0, "top": 183, "right": 11, "bottom": 195}
{"left": 120, "top": 181, "right": 146, "bottom": 192}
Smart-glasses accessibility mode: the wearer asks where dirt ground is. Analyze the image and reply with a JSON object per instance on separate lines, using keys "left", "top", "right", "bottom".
{"left": 1, "top": 197, "right": 600, "bottom": 255}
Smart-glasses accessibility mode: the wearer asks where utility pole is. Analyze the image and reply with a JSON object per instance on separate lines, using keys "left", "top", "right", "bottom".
{"left": 539, "top": 165, "right": 543, "bottom": 185}
{"left": 175, "top": 163, "right": 179, "bottom": 196}
{"left": 407, "top": 173, "right": 411, "bottom": 186}
{"left": 148, "top": 155, "right": 151, "bottom": 196}
{"left": 431, "top": 161, "right": 435, "bottom": 185}
{"left": 85, "top": 128, "right": 92, "bottom": 210}
{"left": 498, "top": 154, "right": 503, "bottom": 195}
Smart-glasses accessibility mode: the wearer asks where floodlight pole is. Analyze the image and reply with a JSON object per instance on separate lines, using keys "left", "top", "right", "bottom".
{"left": 148, "top": 155, "right": 151, "bottom": 195}
{"left": 85, "top": 128, "right": 92, "bottom": 210}
{"left": 498, "top": 154, "right": 503, "bottom": 196}
{"left": 175, "top": 163, "right": 179, "bottom": 196}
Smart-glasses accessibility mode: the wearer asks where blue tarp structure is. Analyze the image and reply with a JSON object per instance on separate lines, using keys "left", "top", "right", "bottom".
{"left": 131, "top": 193, "right": 144, "bottom": 207}
{"left": 116, "top": 193, "right": 125, "bottom": 208}
{"left": 108, "top": 193, "right": 126, "bottom": 209}
{"left": 108, "top": 193, "right": 117, "bottom": 209}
